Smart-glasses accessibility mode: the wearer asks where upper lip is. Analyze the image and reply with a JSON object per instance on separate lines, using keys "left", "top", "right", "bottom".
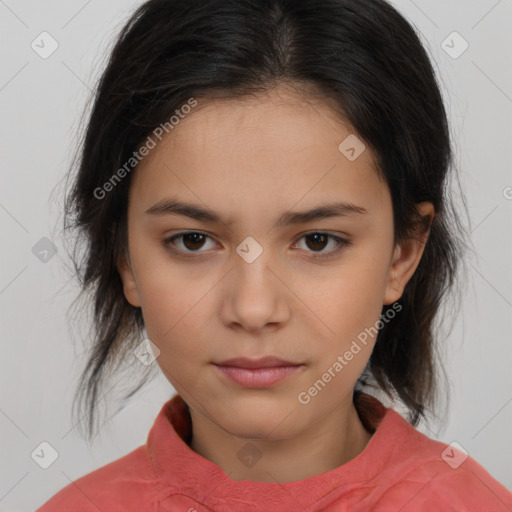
{"left": 214, "top": 356, "right": 302, "bottom": 369}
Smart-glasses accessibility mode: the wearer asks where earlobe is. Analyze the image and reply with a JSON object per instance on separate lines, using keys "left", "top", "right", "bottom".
{"left": 383, "top": 202, "right": 434, "bottom": 305}
{"left": 116, "top": 252, "right": 141, "bottom": 308}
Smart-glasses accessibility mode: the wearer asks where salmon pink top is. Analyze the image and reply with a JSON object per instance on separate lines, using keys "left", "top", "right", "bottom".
{"left": 37, "top": 393, "right": 512, "bottom": 511}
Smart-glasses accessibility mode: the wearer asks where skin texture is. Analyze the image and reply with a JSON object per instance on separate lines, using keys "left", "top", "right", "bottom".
{"left": 117, "top": 85, "right": 434, "bottom": 483}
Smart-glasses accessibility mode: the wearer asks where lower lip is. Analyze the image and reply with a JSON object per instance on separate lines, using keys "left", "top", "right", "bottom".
{"left": 213, "top": 364, "right": 302, "bottom": 388}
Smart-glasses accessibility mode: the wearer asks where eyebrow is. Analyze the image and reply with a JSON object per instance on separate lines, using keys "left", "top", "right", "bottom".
{"left": 145, "top": 198, "right": 368, "bottom": 227}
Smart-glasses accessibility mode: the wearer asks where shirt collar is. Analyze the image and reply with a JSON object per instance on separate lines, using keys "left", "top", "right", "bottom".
{"left": 146, "top": 392, "right": 402, "bottom": 510}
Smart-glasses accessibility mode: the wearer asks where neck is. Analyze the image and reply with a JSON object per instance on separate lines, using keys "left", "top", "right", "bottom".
{"left": 188, "top": 396, "right": 373, "bottom": 483}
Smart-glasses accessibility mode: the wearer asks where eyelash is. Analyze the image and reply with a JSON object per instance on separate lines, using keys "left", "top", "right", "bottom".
{"left": 162, "top": 231, "right": 352, "bottom": 260}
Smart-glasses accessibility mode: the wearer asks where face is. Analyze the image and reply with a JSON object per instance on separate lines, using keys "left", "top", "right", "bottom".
{"left": 117, "top": 85, "right": 432, "bottom": 440}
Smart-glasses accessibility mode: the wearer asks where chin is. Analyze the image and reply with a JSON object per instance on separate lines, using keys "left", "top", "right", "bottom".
{"left": 214, "top": 398, "right": 302, "bottom": 439}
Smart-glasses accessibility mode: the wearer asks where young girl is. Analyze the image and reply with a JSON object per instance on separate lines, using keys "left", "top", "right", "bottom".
{"left": 37, "top": 0, "right": 512, "bottom": 510}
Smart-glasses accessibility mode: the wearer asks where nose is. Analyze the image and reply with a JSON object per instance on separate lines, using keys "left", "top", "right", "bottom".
{"left": 220, "top": 246, "right": 291, "bottom": 333}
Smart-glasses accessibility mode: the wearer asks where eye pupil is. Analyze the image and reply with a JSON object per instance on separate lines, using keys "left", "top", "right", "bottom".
{"left": 183, "top": 233, "right": 206, "bottom": 250}
{"left": 306, "top": 233, "right": 328, "bottom": 252}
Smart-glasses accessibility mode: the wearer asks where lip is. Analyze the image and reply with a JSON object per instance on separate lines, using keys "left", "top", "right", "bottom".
{"left": 214, "top": 356, "right": 301, "bottom": 368}
{"left": 213, "top": 364, "right": 302, "bottom": 388}
{"left": 212, "top": 357, "right": 304, "bottom": 389}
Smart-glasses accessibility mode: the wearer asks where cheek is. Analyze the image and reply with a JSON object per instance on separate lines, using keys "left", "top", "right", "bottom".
{"left": 138, "top": 278, "right": 204, "bottom": 342}
{"left": 130, "top": 250, "right": 213, "bottom": 365}
{"left": 136, "top": 270, "right": 208, "bottom": 388}
{"left": 314, "top": 259, "right": 389, "bottom": 330}
{"left": 307, "top": 254, "right": 390, "bottom": 384}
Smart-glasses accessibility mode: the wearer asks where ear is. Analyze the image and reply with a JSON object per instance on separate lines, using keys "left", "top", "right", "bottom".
{"left": 383, "top": 202, "right": 434, "bottom": 305}
{"left": 116, "top": 251, "right": 141, "bottom": 308}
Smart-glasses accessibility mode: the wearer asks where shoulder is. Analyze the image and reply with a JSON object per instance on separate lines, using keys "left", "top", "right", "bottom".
{"left": 35, "top": 445, "right": 157, "bottom": 512}
{"left": 375, "top": 457, "right": 512, "bottom": 511}
{"left": 372, "top": 409, "right": 512, "bottom": 511}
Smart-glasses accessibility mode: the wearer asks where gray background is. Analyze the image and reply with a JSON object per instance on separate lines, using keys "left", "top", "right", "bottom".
{"left": 1, "top": 0, "right": 511, "bottom": 510}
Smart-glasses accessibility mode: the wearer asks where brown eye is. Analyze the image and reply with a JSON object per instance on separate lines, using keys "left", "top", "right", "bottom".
{"left": 304, "top": 233, "right": 329, "bottom": 252}
{"left": 294, "top": 232, "right": 352, "bottom": 259}
{"left": 163, "top": 230, "right": 351, "bottom": 259}
{"left": 163, "top": 231, "right": 217, "bottom": 254}
{"left": 181, "top": 232, "right": 207, "bottom": 251}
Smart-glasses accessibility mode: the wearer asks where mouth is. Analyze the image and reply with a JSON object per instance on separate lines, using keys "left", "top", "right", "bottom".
{"left": 212, "top": 356, "right": 304, "bottom": 388}
{"left": 213, "top": 356, "right": 302, "bottom": 369}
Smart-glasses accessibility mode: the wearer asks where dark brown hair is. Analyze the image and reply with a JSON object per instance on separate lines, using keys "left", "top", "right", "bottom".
{"left": 60, "top": 0, "right": 469, "bottom": 440}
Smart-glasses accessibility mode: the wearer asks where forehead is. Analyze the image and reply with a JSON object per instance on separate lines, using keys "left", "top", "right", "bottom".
{"left": 129, "top": 86, "right": 389, "bottom": 221}
{"left": 162, "top": 87, "right": 362, "bottom": 161}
